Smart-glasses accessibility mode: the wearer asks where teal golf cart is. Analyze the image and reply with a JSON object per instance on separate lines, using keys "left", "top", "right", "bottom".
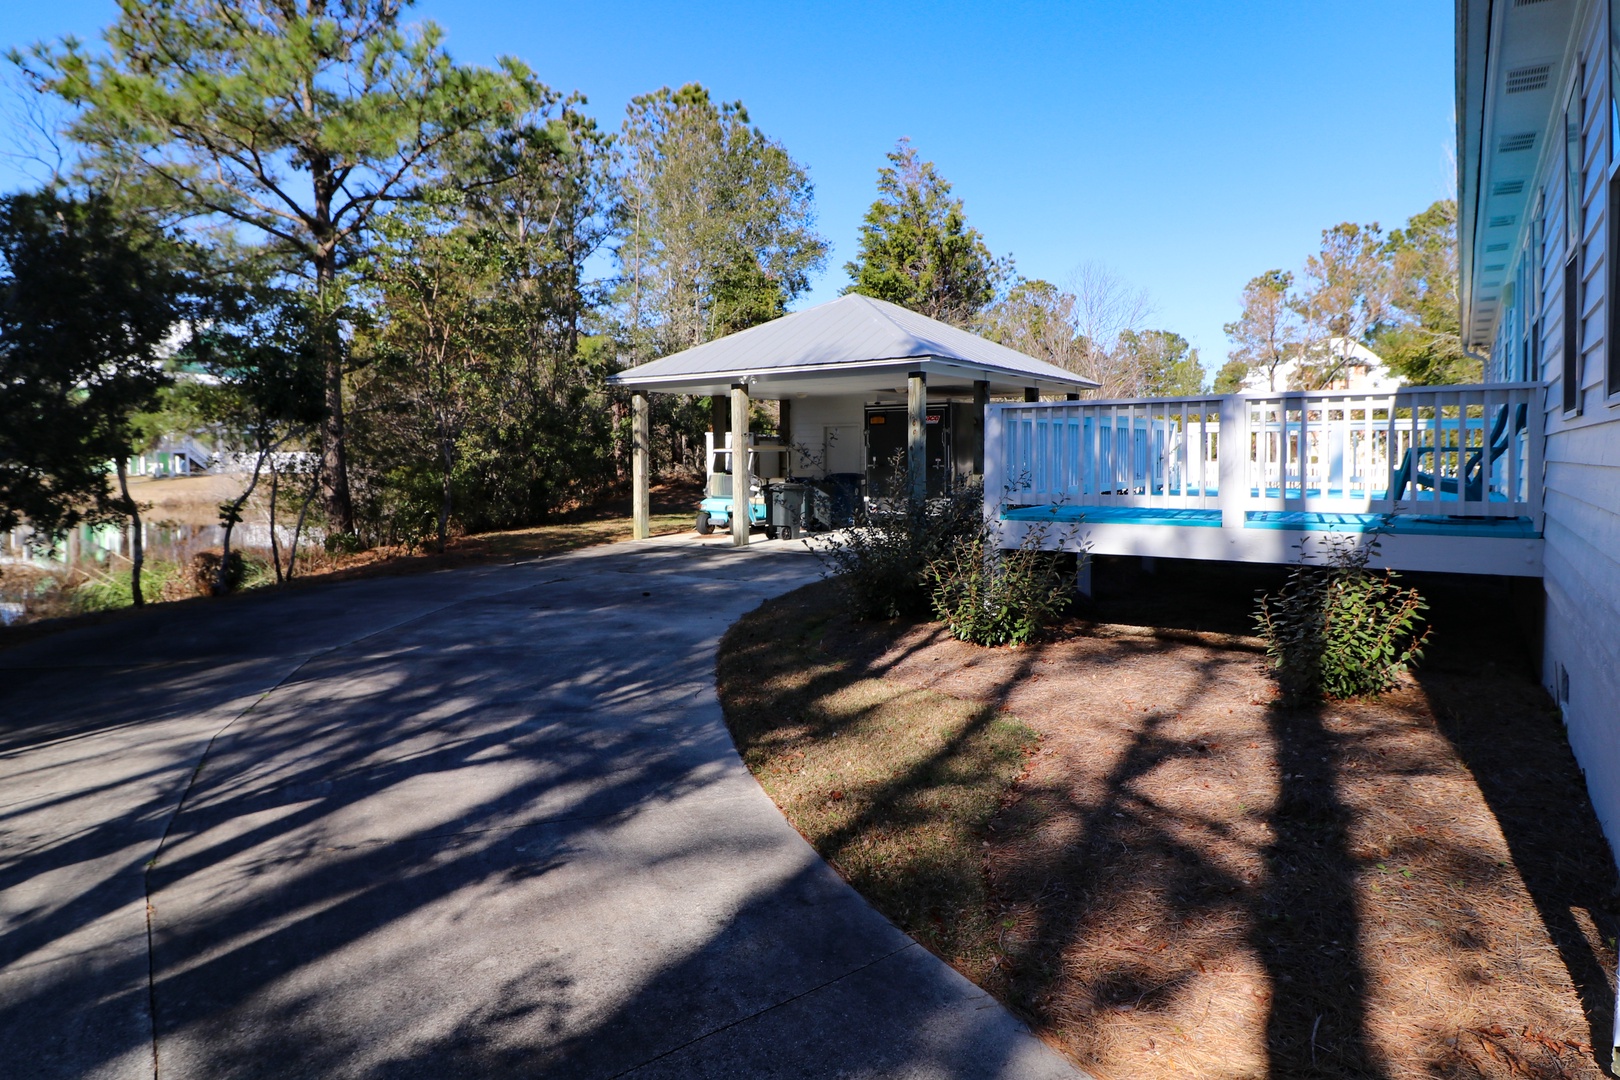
{"left": 695, "top": 434, "right": 784, "bottom": 536}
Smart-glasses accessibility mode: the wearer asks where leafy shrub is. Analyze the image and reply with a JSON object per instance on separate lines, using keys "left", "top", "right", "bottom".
{"left": 324, "top": 531, "right": 367, "bottom": 555}
{"left": 928, "top": 528, "right": 1078, "bottom": 646}
{"left": 816, "top": 464, "right": 984, "bottom": 620}
{"left": 1255, "top": 534, "right": 1430, "bottom": 703}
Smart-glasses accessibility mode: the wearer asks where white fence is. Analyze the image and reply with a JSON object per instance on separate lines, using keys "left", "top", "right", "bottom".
{"left": 988, "top": 382, "right": 1544, "bottom": 522}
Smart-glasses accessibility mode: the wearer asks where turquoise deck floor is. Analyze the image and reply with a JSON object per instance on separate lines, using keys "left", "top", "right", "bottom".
{"left": 1001, "top": 504, "right": 1540, "bottom": 539}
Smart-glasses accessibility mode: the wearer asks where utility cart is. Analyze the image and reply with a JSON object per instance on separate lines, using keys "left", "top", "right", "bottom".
{"left": 695, "top": 433, "right": 786, "bottom": 535}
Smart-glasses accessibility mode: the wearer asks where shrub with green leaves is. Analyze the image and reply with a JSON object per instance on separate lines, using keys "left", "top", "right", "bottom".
{"left": 1255, "top": 533, "right": 1430, "bottom": 703}
{"left": 928, "top": 528, "right": 1078, "bottom": 647}
{"left": 816, "top": 463, "right": 984, "bottom": 620}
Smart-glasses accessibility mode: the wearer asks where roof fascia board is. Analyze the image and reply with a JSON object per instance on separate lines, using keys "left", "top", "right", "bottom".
{"left": 1458, "top": 0, "right": 1491, "bottom": 344}
{"left": 1461, "top": 0, "right": 1591, "bottom": 348}
{"left": 609, "top": 353, "right": 1098, "bottom": 391}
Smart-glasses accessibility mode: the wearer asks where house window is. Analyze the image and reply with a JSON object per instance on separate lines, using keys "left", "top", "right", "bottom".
{"left": 1568, "top": 76, "right": 1584, "bottom": 250}
{"left": 1609, "top": 170, "right": 1620, "bottom": 397}
{"left": 1565, "top": 78, "right": 1586, "bottom": 414}
{"left": 1610, "top": 0, "right": 1620, "bottom": 396}
{"left": 1565, "top": 256, "right": 1582, "bottom": 413}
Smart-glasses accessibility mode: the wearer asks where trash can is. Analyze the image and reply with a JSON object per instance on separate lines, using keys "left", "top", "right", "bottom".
{"left": 768, "top": 482, "right": 828, "bottom": 539}
{"left": 819, "top": 472, "right": 865, "bottom": 527}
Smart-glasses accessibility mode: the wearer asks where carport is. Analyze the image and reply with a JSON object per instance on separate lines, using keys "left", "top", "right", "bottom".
{"left": 608, "top": 294, "right": 1099, "bottom": 546}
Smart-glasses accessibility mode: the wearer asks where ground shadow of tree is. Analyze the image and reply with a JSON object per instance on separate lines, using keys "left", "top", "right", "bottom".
{"left": 4, "top": 545, "right": 1063, "bottom": 1079}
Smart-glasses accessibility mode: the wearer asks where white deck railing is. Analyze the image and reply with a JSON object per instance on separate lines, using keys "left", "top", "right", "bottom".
{"left": 987, "top": 382, "right": 1544, "bottom": 523}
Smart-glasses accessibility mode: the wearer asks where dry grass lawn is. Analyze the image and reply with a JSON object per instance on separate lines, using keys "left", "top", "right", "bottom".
{"left": 719, "top": 564, "right": 1618, "bottom": 1080}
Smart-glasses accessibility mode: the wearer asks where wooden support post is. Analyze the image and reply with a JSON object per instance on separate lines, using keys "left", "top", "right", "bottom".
{"left": 1024, "top": 387, "right": 1040, "bottom": 403}
{"left": 907, "top": 371, "right": 927, "bottom": 503}
{"left": 731, "top": 382, "right": 751, "bottom": 547}
{"left": 632, "top": 391, "right": 651, "bottom": 540}
{"left": 972, "top": 379, "right": 989, "bottom": 478}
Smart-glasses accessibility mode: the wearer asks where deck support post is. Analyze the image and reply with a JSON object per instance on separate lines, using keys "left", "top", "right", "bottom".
{"left": 1218, "top": 394, "right": 1246, "bottom": 529}
{"left": 908, "top": 371, "right": 927, "bottom": 503}
{"left": 731, "top": 382, "right": 751, "bottom": 548}
{"left": 973, "top": 380, "right": 989, "bottom": 479}
{"left": 632, "top": 391, "right": 651, "bottom": 540}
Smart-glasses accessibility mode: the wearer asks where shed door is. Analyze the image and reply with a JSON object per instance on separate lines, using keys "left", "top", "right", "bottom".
{"left": 824, "top": 425, "right": 862, "bottom": 475}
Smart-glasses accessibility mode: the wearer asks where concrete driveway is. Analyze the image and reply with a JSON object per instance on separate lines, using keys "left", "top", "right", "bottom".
{"left": 0, "top": 536, "right": 1082, "bottom": 1079}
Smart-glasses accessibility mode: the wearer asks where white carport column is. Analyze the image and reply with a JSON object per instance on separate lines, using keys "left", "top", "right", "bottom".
{"left": 907, "top": 370, "right": 927, "bottom": 503}
{"left": 731, "top": 382, "right": 751, "bottom": 547}
{"left": 632, "top": 391, "right": 651, "bottom": 540}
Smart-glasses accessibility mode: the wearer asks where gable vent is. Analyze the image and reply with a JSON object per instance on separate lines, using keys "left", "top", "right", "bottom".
{"left": 1488, "top": 215, "right": 1517, "bottom": 228}
{"left": 1484, "top": 263, "right": 1506, "bottom": 271}
{"left": 1493, "top": 179, "right": 1526, "bottom": 196}
{"left": 1499, "top": 132, "right": 1537, "bottom": 152}
{"left": 1486, "top": 242, "right": 1510, "bottom": 251}
{"left": 1513, "top": 0, "right": 1555, "bottom": 6}
{"left": 1506, "top": 64, "right": 1552, "bottom": 93}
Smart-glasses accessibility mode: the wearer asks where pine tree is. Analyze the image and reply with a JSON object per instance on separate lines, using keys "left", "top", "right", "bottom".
{"left": 844, "top": 139, "right": 1000, "bottom": 327}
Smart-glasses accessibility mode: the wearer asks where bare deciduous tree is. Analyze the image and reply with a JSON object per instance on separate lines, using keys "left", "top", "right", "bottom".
{"left": 1223, "top": 269, "right": 1302, "bottom": 392}
{"left": 1069, "top": 262, "right": 1155, "bottom": 395}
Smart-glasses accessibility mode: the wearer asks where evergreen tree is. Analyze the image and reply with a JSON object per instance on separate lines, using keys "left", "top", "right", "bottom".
{"left": 1373, "top": 199, "right": 1479, "bottom": 384}
{"left": 617, "top": 83, "right": 825, "bottom": 358}
{"left": 16, "top": 0, "right": 545, "bottom": 533}
{"left": 1212, "top": 358, "right": 1250, "bottom": 394}
{"left": 0, "top": 190, "right": 188, "bottom": 604}
{"left": 1119, "top": 329, "right": 1205, "bottom": 396}
{"left": 845, "top": 139, "right": 1000, "bottom": 327}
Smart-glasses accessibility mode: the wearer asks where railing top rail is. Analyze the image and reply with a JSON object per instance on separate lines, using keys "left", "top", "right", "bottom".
{"left": 1245, "top": 381, "right": 1543, "bottom": 399}
{"left": 990, "top": 382, "right": 1545, "bottom": 413}
{"left": 993, "top": 394, "right": 1226, "bottom": 410}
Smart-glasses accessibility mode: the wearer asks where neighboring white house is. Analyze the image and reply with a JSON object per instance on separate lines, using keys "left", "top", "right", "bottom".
{"left": 1458, "top": 0, "right": 1620, "bottom": 856}
{"left": 1238, "top": 338, "right": 1404, "bottom": 394}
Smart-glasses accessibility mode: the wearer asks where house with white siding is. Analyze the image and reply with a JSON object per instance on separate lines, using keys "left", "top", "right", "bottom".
{"left": 971, "top": 0, "right": 1620, "bottom": 864}
{"left": 1457, "top": 0, "right": 1620, "bottom": 857}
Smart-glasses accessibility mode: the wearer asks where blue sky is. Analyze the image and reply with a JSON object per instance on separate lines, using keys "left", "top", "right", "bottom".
{"left": 1, "top": 1, "right": 1456, "bottom": 374}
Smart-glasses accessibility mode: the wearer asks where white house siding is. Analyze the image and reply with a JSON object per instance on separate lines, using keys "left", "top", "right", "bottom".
{"left": 780, "top": 393, "right": 867, "bottom": 477}
{"left": 1493, "top": 0, "right": 1620, "bottom": 854}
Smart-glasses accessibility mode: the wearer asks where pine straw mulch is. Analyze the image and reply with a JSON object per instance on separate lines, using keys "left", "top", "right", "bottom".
{"left": 724, "top": 562, "right": 1618, "bottom": 1080}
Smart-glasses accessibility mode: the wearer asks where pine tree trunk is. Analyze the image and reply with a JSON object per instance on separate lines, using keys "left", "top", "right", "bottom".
{"left": 115, "top": 456, "right": 144, "bottom": 607}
